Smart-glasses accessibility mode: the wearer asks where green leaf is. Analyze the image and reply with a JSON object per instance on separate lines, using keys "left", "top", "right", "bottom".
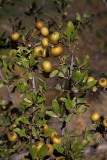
{"left": 55, "top": 84, "right": 62, "bottom": 90}
{"left": 14, "top": 128, "right": 27, "bottom": 137}
{"left": 29, "top": 54, "right": 35, "bottom": 66}
{"left": 52, "top": 99, "right": 60, "bottom": 113}
{"left": 17, "top": 79, "right": 28, "bottom": 91}
{"left": 82, "top": 80, "right": 97, "bottom": 89}
{"left": 72, "top": 70, "right": 88, "bottom": 83}
{"left": 65, "top": 114, "right": 73, "bottom": 122}
{"left": 17, "top": 46, "right": 30, "bottom": 54}
{"left": 72, "top": 70, "right": 81, "bottom": 82}
{"left": 61, "top": 55, "right": 69, "bottom": 63}
{"left": 36, "top": 120, "right": 47, "bottom": 126}
{"left": 27, "top": 72, "right": 33, "bottom": 79}
{"left": 77, "top": 105, "right": 87, "bottom": 113}
{"left": 75, "top": 57, "right": 80, "bottom": 64}
{"left": 49, "top": 70, "right": 59, "bottom": 77}
{"left": 46, "top": 111, "right": 57, "bottom": 117}
{"left": 72, "top": 87, "right": 78, "bottom": 93}
{"left": 76, "top": 98, "right": 87, "bottom": 104}
{"left": 82, "top": 55, "right": 90, "bottom": 66}
{"left": 44, "top": 129, "right": 55, "bottom": 137}
{"left": 62, "top": 64, "right": 68, "bottom": 74}
{"left": 22, "top": 57, "right": 29, "bottom": 68}
{"left": 38, "top": 145, "right": 47, "bottom": 158}
{"left": 24, "top": 98, "right": 32, "bottom": 104}
{"left": 58, "top": 72, "right": 64, "bottom": 78}
{"left": 29, "top": 145, "right": 38, "bottom": 159}
{"left": 76, "top": 13, "right": 81, "bottom": 21}
{"left": 27, "top": 92, "right": 33, "bottom": 100}
{"left": 9, "top": 49, "right": 17, "bottom": 56}
{"left": 3, "top": 60, "right": 8, "bottom": 69}
{"left": 15, "top": 117, "right": 30, "bottom": 125}
{"left": 54, "top": 143, "right": 64, "bottom": 154}
{"left": 79, "top": 140, "right": 89, "bottom": 149}
{"left": 37, "top": 96, "right": 46, "bottom": 103}
{"left": 2, "top": 148, "right": 14, "bottom": 157}
{"left": 39, "top": 85, "right": 43, "bottom": 93}
{"left": 21, "top": 98, "right": 32, "bottom": 107}
{"left": 64, "top": 21, "right": 74, "bottom": 38}
{"left": 32, "top": 127, "right": 37, "bottom": 137}
{"left": 64, "top": 98, "right": 76, "bottom": 110}
{"left": 36, "top": 77, "right": 44, "bottom": 83}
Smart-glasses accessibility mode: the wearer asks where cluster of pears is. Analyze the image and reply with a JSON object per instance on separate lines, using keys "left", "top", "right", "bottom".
{"left": 36, "top": 124, "right": 63, "bottom": 157}
{"left": 87, "top": 76, "right": 107, "bottom": 88}
{"left": 34, "top": 21, "right": 63, "bottom": 73}
{"left": 7, "top": 123, "right": 63, "bottom": 158}
{"left": 10, "top": 21, "right": 63, "bottom": 73}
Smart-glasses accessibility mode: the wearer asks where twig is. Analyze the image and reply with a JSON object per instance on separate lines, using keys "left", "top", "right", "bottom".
{"left": 32, "top": 72, "right": 36, "bottom": 92}
{"left": 69, "top": 54, "right": 74, "bottom": 78}
{"left": 0, "top": 69, "right": 16, "bottom": 107}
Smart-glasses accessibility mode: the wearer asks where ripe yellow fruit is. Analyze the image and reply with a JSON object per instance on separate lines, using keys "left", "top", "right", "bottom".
{"left": 90, "top": 113, "right": 100, "bottom": 122}
{"left": 40, "top": 27, "right": 49, "bottom": 36}
{"left": 51, "top": 136, "right": 62, "bottom": 144}
{"left": 41, "top": 38, "right": 49, "bottom": 47}
{"left": 103, "top": 118, "right": 107, "bottom": 128}
{"left": 98, "top": 78, "right": 107, "bottom": 87}
{"left": 35, "top": 21, "right": 44, "bottom": 30}
{"left": 42, "top": 124, "right": 49, "bottom": 132}
{"left": 36, "top": 141, "right": 44, "bottom": 150}
{"left": 42, "top": 61, "right": 52, "bottom": 73}
{"left": 7, "top": 132, "right": 18, "bottom": 142}
{"left": 50, "top": 46, "right": 63, "bottom": 57}
{"left": 87, "top": 76, "right": 95, "bottom": 83}
{"left": 33, "top": 46, "right": 46, "bottom": 58}
{"left": 10, "top": 32, "right": 20, "bottom": 41}
{"left": 50, "top": 32, "right": 60, "bottom": 44}
{"left": 46, "top": 144, "right": 54, "bottom": 156}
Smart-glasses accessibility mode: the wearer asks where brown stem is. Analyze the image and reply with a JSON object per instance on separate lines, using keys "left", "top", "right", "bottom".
{"left": 32, "top": 72, "right": 36, "bottom": 92}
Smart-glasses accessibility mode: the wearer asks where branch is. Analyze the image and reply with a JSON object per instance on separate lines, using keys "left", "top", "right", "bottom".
{"left": 69, "top": 54, "right": 74, "bottom": 78}
{"left": 32, "top": 74, "right": 36, "bottom": 92}
{"left": 0, "top": 69, "right": 16, "bottom": 107}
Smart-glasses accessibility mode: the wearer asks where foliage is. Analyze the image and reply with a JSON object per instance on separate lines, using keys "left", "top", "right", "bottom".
{"left": 0, "top": 0, "right": 106, "bottom": 160}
